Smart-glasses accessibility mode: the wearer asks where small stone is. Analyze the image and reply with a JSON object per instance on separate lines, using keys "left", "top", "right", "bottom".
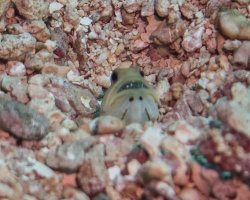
{"left": 179, "top": 188, "right": 205, "bottom": 200}
{"left": 181, "top": 61, "right": 190, "bottom": 77}
{"left": 63, "top": 187, "right": 90, "bottom": 200}
{"left": 182, "top": 26, "right": 204, "bottom": 53}
{"left": 232, "top": 41, "right": 250, "bottom": 70}
{"left": 174, "top": 121, "right": 202, "bottom": 146}
{"left": 205, "top": 0, "right": 230, "bottom": 17}
{"left": 151, "top": 19, "right": 186, "bottom": 45}
{"left": 122, "top": 0, "right": 142, "bottom": 13}
{"left": 0, "top": 33, "right": 36, "bottom": 61}
{"left": 80, "top": 17, "right": 92, "bottom": 26}
{"left": 0, "top": 0, "right": 11, "bottom": 19}
{"left": 0, "top": 164, "right": 24, "bottom": 199}
{"left": 28, "top": 84, "right": 51, "bottom": 99}
{"left": 155, "top": 79, "right": 171, "bottom": 102}
{"left": 215, "top": 100, "right": 250, "bottom": 139}
{"left": 180, "top": 3, "right": 198, "bottom": 19}
{"left": 0, "top": 100, "right": 49, "bottom": 140}
{"left": 1, "top": 75, "right": 27, "bottom": 92}
{"left": 231, "top": 82, "right": 250, "bottom": 112}
{"left": 115, "top": 43, "right": 124, "bottom": 56}
{"left": 12, "top": 0, "right": 49, "bottom": 20}
{"left": 61, "top": 118, "right": 78, "bottom": 131}
{"left": 127, "top": 159, "right": 141, "bottom": 176}
{"left": 46, "top": 137, "right": 96, "bottom": 172}
{"left": 140, "top": 126, "right": 164, "bottom": 158}
{"left": 121, "top": 9, "right": 135, "bottom": 25}
{"left": 77, "top": 144, "right": 108, "bottom": 196}
{"left": 95, "top": 52, "right": 108, "bottom": 65}
{"left": 136, "top": 160, "right": 173, "bottom": 186}
{"left": 49, "top": 2, "right": 64, "bottom": 14}
{"left": 218, "top": 8, "right": 250, "bottom": 40}
{"left": 90, "top": 115, "right": 125, "bottom": 135}
{"left": 155, "top": 0, "right": 170, "bottom": 17}
{"left": 6, "top": 61, "right": 26, "bottom": 76}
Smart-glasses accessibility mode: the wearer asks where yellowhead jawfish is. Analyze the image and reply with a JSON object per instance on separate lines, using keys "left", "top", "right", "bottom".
{"left": 100, "top": 68, "right": 159, "bottom": 124}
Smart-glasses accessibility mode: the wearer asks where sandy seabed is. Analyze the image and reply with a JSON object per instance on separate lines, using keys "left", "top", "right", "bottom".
{"left": 0, "top": 0, "right": 250, "bottom": 199}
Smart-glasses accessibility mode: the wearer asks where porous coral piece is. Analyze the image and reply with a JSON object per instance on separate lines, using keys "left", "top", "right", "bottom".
{"left": 0, "top": 32, "right": 36, "bottom": 60}
{"left": 218, "top": 8, "right": 250, "bottom": 40}
{"left": 12, "top": 0, "right": 50, "bottom": 20}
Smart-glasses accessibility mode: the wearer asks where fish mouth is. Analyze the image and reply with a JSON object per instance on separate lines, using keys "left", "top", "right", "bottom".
{"left": 118, "top": 81, "right": 148, "bottom": 92}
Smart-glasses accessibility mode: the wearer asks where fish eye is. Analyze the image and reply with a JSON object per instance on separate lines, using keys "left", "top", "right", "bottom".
{"left": 140, "top": 70, "right": 144, "bottom": 77}
{"left": 111, "top": 71, "right": 118, "bottom": 83}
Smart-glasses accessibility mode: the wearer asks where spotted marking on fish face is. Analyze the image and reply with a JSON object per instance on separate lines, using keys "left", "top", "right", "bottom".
{"left": 100, "top": 68, "right": 159, "bottom": 125}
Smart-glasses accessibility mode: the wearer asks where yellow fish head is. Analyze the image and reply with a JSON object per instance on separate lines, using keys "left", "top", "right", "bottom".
{"left": 100, "top": 68, "right": 159, "bottom": 125}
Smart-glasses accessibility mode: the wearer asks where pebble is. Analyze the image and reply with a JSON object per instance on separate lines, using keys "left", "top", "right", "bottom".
{"left": 12, "top": 0, "right": 49, "bottom": 20}
{"left": 155, "top": 79, "right": 171, "bottom": 102}
{"left": 0, "top": 164, "right": 24, "bottom": 199}
{"left": 6, "top": 61, "right": 26, "bottom": 76}
{"left": 90, "top": 115, "right": 125, "bottom": 135}
{"left": 140, "top": 126, "right": 164, "bottom": 158}
{"left": 136, "top": 160, "right": 173, "bottom": 186}
{"left": 77, "top": 144, "right": 108, "bottom": 196}
{"left": 105, "top": 137, "right": 133, "bottom": 161}
{"left": 179, "top": 188, "right": 204, "bottom": 200}
{"left": 80, "top": 17, "right": 93, "bottom": 26}
{"left": 63, "top": 187, "right": 90, "bottom": 200}
{"left": 61, "top": 118, "right": 78, "bottom": 131}
{"left": 28, "top": 95, "right": 56, "bottom": 114}
{"left": 232, "top": 41, "right": 250, "bottom": 70}
{"left": 0, "top": 100, "right": 49, "bottom": 140}
{"left": 28, "top": 84, "right": 51, "bottom": 99}
{"left": 175, "top": 121, "right": 201, "bottom": 146}
{"left": 215, "top": 100, "right": 250, "bottom": 139}
{"left": 231, "top": 82, "right": 250, "bottom": 112}
{"left": 0, "top": 0, "right": 11, "bottom": 19}
{"left": 122, "top": 0, "right": 142, "bottom": 13}
{"left": 49, "top": 2, "right": 64, "bottom": 14}
{"left": 218, "top": 8, "right": 250, "bottom": 40}
{"left": 155, "top": 0, "right": 169, "bottom": 17}
{"left": 182, "top": 26, "right": 204, "bottom": 53}
{"left": 1, "top": 75, "right": 27, "bottom": 92}
{"left": 0, "top": 33, "right": 36, "bottom": 61}
{"left": 151, "top": 18, "right": 186, "bottom": 45}
{"left": 46, "top": 137, "right": 96, "bottom": 172}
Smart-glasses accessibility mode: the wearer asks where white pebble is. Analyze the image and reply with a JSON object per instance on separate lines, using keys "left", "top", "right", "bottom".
{"left": 7, "top": 61, "right": 26, "bottom": 76}
{"left": 49, "top": 2, "right": 64, "bottom": 14}
{"left": 108, "top": 165, "right": 121, "bottom": 181}
{"left": 80, "top": 17, "right": 93, "bottom": 26}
